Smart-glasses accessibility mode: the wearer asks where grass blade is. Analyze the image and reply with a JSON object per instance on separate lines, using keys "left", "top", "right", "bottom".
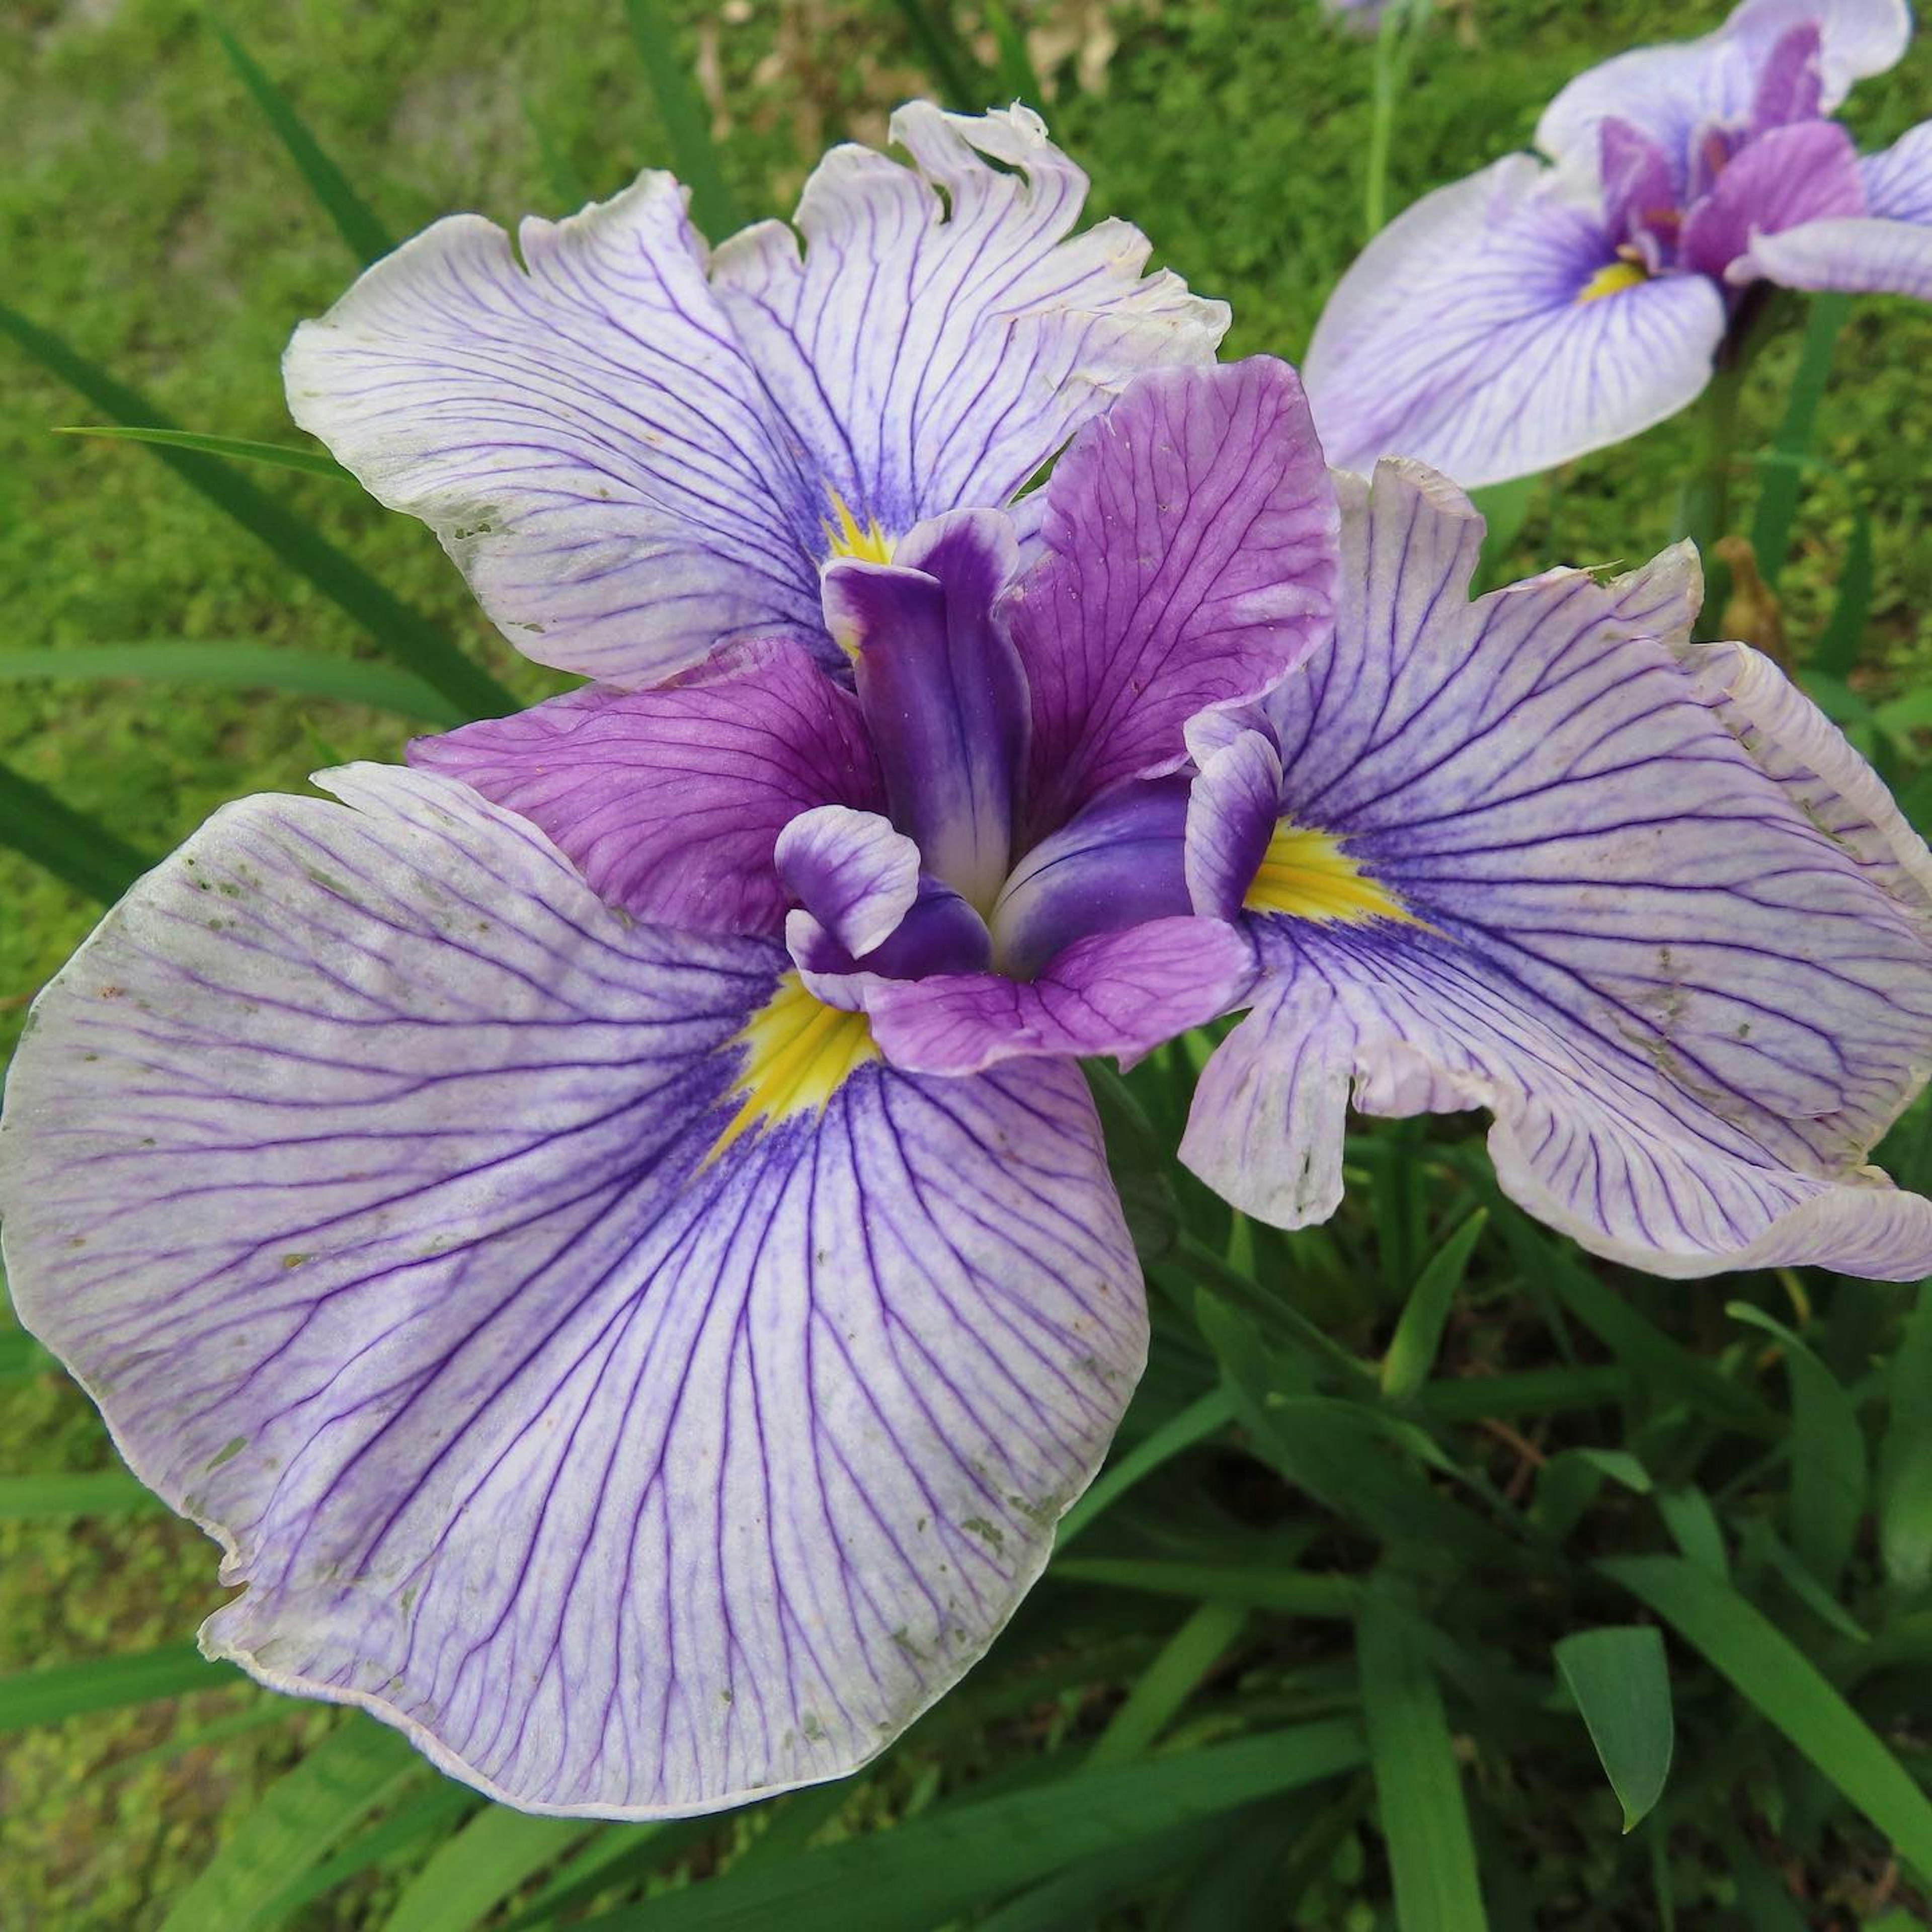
{"left": 157, "top": 1717, "right": 425, "bottom": 1932}
{"left": 273, "top": 1782, "right": 479, "bottom": 1924}
{"left": 623, "top": 0, "right": 740, "bottom": 238}
{"left": 891, "top": 0, "right": 986, "bottom": 110}
{"left": 1553, "top": 1627, "right": 1673, "bottom": 1831}
{"left": 208, "top": 15, "right": 395, "bottom": 264}
{"left": 1880, "top": 1280, "right": 1932, "bottom": 1589}
{"left": 1382, "top": 1209, "right": 1487, "bottom": 1402}
{"left": 1358, "top": 1592, "right": 1490, "bottom": 1931}
{"left": 1, "top": 1643, "right": 242, "bottom": 1733}
{"left": 1751, "top": 292, "right": 1850, "bottom": 589}
{"left": 0, "top": 300, "right": 514, "bottom": 720}
{"left": 1086, "top": 1601, "right": 1249, "bottom": 1768}
{"left": 1601, "top": 1555, "right": 1932, "bottom": 1871}
{"left": 1811, "top": 499, "right": 1875, "bottom": 680}
{"left": 0, "top": 644, "right": 464, "bottom": 723}
{"left": 575, "top": 1723, "right": 1367, "bottom": 1931}
{"left": 0, "top": 1472, "right": 164, "bottom": 1521}
{"left": 1050, "top": 1557, "right": 1360, "bottom": 1619}
{"left": 1056, "top": 1387, "right": 1233, "bottom": 1551}
{"left": 378, "top": 1806, "right": 596, "bottom": 1932}
{"left": 0, "top": 758, "right": 154, "bottom": 903}
{"left": 55, "top": 423, "right": 350, "bottom": 479}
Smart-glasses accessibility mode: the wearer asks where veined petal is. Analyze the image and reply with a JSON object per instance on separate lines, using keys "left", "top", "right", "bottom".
{"left": 864, "top": 918, "right": 1255, "bottom": 1077}
{"left": 708, "top": 103, "right": 1228, "bottom": 541}
{"left": 1184, "top": 731, "right": 1285, "bottom": 924}
{"left": 1535, "top": 0, "right": 1911, "bottom": 176}
{"left": 1187, "top": 459, "right": 1932, "bottom": 1279}
{"left": 0, "top": 768, "right": 1144, "bottom": 1816}
{"left": 1006, "top": 359, "right": 1339, "bottom": 840}
{"left": 409, "top": 639, "right": 880, "bottom": 936}
{"left": 1738, "top": 123, "right": 1932, "bottom": 296}
{"left": 285, "top": 178, "right": 826, "bottom": 687}
{"left": 774, "top": 806, "right": 922, "bottom": 959}
{"left": 1681, "top": 120, "right": 1866, "bottom": 280}
{"left": 1304, "top": 156, "right": 1730, "bottom": 487}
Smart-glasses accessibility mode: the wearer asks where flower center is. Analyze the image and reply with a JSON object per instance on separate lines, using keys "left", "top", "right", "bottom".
{"left": 822, "top": 488, "right": 894, "bottom": 569}
{"left": 1243, "top": 822, "right": 1413, "bottom": 925}
{"left": 1577, "top": 256, "right": 1649, "bottom": 304}
{"left": 707, "top": 973, "right": 878, "bottom": 1163}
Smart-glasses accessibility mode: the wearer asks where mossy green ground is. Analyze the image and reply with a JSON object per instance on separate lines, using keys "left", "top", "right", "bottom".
{"left": 3, "top": 1, "right": 1930, "bottom": 1924}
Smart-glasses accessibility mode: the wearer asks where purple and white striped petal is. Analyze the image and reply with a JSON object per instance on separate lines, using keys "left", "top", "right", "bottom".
{"left": 1185, "top": 459, "right": 1932, "bottom": 1279}
{"left": 1304, "top": 156, "right": 1730, "bottom": 487}
{"left": 775, "top": 806, "right": 922, "bottom": 959}
{"left": 710, "top": 104, "right": 1227, "bottom": 541}
{"left": 1005, "top": 359, "right": 1339, "bottom": 840}
{"left": 287, "top": 107, "right": 1225, "bottom": 688}
{"left": 1737, "top": 123, "right": 1932, "bottom": 297}
{"left": 1680, "top": 120, "right": 1866, "bottom": 279}
{"left": 864, "top": 918, "right": 1256, "bottom": 1077}
{"left": 0, "top": 767, "right": 1145, "bottom": 1816}
{"left": 409, "top": 639, "right": 880, "bottom": 936}
{"left": 1534, "top": 0, "right": 1911, "bottom": 179}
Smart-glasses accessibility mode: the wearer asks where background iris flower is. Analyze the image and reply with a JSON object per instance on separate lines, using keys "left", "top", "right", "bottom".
{"left": 1304, "top": 0, "right": 1932, "bottom": 485}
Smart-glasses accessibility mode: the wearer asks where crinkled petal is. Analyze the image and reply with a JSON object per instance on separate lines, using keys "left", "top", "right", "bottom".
{"left": 1535, "top": 0, "right": 1911, "bottom": 176}
{"left": 1005, "top": 359, "right": 1339, "bottom": 839}
{"left": 409, "top": 639, "right": 880, "bottom": 936}
{"left": 1304, "top": 156, "right": 1729, "bottom": 487}
{"left": 709, "top": 103, "right": 1228, "bottom": 540}
{"left": 0, "top": 767, "right": 1145, "bottom": 1817}
{"left": 1190, "top": 458, "right": 1932, "bottom": 1279}
{"left": 774, "top": 806, "right": 922, "bottom": 958}
{"left": 863, "top": 918, "right": 1255, "bottom": 1077}
{"left": 1738, "top": 124, "right": 1932, "bottom": 296}
{"left": 1681, "top": 120, "right": 1866, "bottom": 279}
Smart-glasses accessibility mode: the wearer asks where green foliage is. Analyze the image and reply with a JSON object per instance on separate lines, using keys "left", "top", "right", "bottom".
{"left": 3, "top": 1, "right": 1932, "bottom": 1927}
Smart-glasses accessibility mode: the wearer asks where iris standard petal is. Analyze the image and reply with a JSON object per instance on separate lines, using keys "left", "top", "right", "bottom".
{"left": 1184, "top": 459, "right": 1932, "bottom": 1279}
{"left": 286, "top": 107, "right": 1224, "bottom": 689}
{"left": 1534, "top": 0, "right": 1911, "bottom": 177}
{"left": 0, "top": 766, "right": 1146, "bottom": 1817}
{"left": 1738, "top": 123, "right": 1932, "bottom": 297}
{"left": 1679, "top": 120, "right": 1866, "bottom": 279}
{"left": 863, "top": 918, "right": 1256, "bottom": 1077}
{"left": 775, "top": 806, "right": 923, "bottom": 959}
{"left": 1304, "top": 156, "right": 1730, "bottom": 487}
{"left": 410, "top": 639, "right": 880, "bottom": 935}
{"left": 1006, "top": 358, "right": 1339, "bottom": 840}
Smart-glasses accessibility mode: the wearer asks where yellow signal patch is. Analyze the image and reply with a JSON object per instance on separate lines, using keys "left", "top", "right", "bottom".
{"left": 707, "top": 973, "right": 879, "bottom": 1164}
{"left": 1243, "top": 823, "right": 1414, "bottom": 927}
{"left": 822, "top": 488, "right": 894, "bottom": 566}
{"left": 1578, "top": 257, "right": 1648, "bottom": 303}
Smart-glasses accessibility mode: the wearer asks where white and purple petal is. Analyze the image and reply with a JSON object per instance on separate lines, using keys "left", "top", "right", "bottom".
{"left": 774, "top": 807, "right": 923, "bottom": 959}
{"left": 0, "top": 767, "right": 1145, "bottom": 1816}
{"left": 1005, "top": 358, "right": 1339, "bottom": 839}
{"left": 1737, "top": 122, "right": 1932, "bottom": 297}
{"left": 1303, "top": 156, "right": 1730, "bottom": 487}
{"left": 1680, "top": 120, "right": 1867, "bottom": 279}
{"left": 1186, "top": 459, "right": 1932, "bottom": 1279}
{"left": 287, "top": 107, "right": 1225, "bottom": 688}
{"left": 409, "top": 639, "right": 880, "bottom": 935}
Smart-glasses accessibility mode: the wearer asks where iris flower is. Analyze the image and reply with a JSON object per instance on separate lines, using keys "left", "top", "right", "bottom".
{"left": 7, "top": 102, "right": 1932, "bottom": 1825}
{"left": 1305, "top": 0, "right": 1932, "bottom": 485}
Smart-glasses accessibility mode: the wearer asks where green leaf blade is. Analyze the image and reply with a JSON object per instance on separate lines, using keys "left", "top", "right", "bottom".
{"left": 1553, "top": 1626, "right": 1673, "bottom": 1832}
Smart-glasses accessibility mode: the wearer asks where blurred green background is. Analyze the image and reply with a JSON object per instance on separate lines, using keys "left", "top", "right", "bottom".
{"left": 5, "top": 1, "right": 1932, "bottom": 1926}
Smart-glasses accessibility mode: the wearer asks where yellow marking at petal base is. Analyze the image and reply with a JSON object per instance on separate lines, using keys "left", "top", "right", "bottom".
{"left": 1244, "top": 823, "right": 1416, "bottom": 926}
{"left": 706, "top": 973, "right": 880, "bottom": 1165}
{"left": 822, "top": 488, "right": 894, "bottom": 566}
{"left": 1578, "top": 257, "right": 1649, "bottom": 303}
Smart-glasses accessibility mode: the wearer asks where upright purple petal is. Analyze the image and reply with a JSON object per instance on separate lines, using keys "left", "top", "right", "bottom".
{"left": 1739, "top": 123, "right": 1932, "bottom": 297}
{"left": 1750, "top": 23, "right": 1826, "bottom": 130}
{"left": 1680, "top": 120, "right": 1866, "bottom": 280}
{"left": 1185, "top": 459, "right": 1932, "bottom": 1279}
{"left": 0, "top": 767, "right": 1145, "bottom": 1817}
{"left": 709, "top": 105, "right": 1227, "bottom": 539}
{"left": 827, "top": 510, "right": 1028, "bottom": 913}
{"left": 409, "top": 639, "right": 880, "bottom": 936}
{"left": 863, "top": 918, "right": 1255, "bottom": 1077}
{"left": 1005, "top": 359, "right": 1339, "bottom": 840}
{"left": 1304, "top": 156, "right": 1729, "bottom": 487}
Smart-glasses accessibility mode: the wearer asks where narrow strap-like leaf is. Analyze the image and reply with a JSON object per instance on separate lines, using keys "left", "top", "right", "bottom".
{"left": 0, "top": 301, "right": 514, "bottom": 720}
{"left": 56, "top": 423, "right": 351, "bottom": 479}
{"left": 623, "top": 0, "right": 740, "bottom": 238}
{"left": 377, "top": 1805, "right": 595, "bottom": 1932}
{"left": 890, "top": 0, "right": 987, "bottom": 110}
{"left": 0, "top": 758, "right": 154, "bottom": 904}
{"left": 1751, "top": 292, "right": 1850, "bottom": 590}
{"left": 209, "top": 15, "right": 396, "bottom": 265}
{"left": 0, "top": 1472, "right": 165, "bottom": 1521}
{"left": 1, "top": 1643, "right": 242, "bottom": 1734}
{"left": 1086, "top": 1600, "right": 1249, "bottom": 1768}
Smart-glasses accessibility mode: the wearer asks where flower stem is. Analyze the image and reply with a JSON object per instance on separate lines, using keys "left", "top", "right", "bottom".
{"left": 1363, "top": 0, "right": 1432, "bottom": 240}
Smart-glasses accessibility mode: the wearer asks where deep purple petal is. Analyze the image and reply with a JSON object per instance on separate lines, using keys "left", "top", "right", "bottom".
{"left": 863, "top": 918, "right": 1255, "bottom": 1076}
{"left": 789, "top": 878, "right": 994, "bottom": 999}
{"left": 1750, "top": 23, "right": 1827, "bottom": 130}
{"left": 1186, "top": 458, "right": 1932, "bottom": 1279}
{"left": 827, "top": 510, "right": 1028, "bottom": 911}
{"left": 1680, "top": 120, "right": 1866, "bottom": 280}
{"left": 410, "top": 640, "right": 880, "bottom": 936}
{"left": 708, "top": 103, "right": 1227, "bottom": 537}
{"left": 1184, "top": 731, "right": 1284, "bottom": 923}
{"left": 1599, "top": 118, "right": 1681, "bottom": 263}
{"left": 1006, "top": 359, "right": 1339, "bottom": 839}
{"left": 987, "top": 779, "right": 1193, "bottom": 982}
{"left": 1304, "top": 156, "right": 1729, "bottom": 488}
{"left": 0, "top": 766, "right": 1145, "bottom": 1816}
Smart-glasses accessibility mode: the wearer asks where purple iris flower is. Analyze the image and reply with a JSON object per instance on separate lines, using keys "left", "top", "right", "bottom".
{"left": 1305, "top": 0, "right": 1932, "bottom": 485}
{"left": 281, "top": 102, "right": 1229, "bottom": 688}
{"left": 0, "top": 357, "right": 1339, "bottom": 1819}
